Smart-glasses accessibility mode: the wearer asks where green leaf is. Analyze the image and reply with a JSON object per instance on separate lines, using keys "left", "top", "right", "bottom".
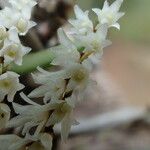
{"left": 10, "top": 49, "right": 54, "bottom": 74}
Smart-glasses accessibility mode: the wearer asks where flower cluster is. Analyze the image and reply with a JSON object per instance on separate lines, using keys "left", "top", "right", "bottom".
{"left": 0, "top": 0, "right": 124, "bottom": 150}
{"left": 0, "top": 0, "right": 36, "bottom": 104}
{"left": 0, "top": 0, "right": 36, "bottom": 149}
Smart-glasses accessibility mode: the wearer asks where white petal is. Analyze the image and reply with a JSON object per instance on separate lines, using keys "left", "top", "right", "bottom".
{"left": 61, "top": 113, "right": 72, "bottom": 141}
{"left": 57, "top": 28, "right": 76, "bottom": 50}
{"left": 40, "top": 133, "right": 53, "bottom": 150}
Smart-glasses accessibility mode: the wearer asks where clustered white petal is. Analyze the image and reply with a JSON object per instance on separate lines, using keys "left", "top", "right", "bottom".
{"left": 0, "top": 71, "right": 24, "bottom": 102}
{"left": 0, "top": 0, "right": 124, "bottom": 150}
{"left": 93, "top": 0, "right": 125, "bottom": 29}
{"left": 69, "top": 5, "right": 93, "bottom": 34}
{"left": 0, "top": 0, "right": 36, "bottom": 103}
{"left": 0, "top": 0, "right": 36, "bottom": 149}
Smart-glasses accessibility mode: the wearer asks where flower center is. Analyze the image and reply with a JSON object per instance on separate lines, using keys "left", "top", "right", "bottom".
{"left": 7, "top": 50, "right": 17, "bottom": 57}
{"left": 106, "top": 14, "right": 113, "bottom": 24}
{"left": 72, "top": 68, "right": 87, "bottom": 83}
{"left": 6, "top": 44, "right": 19, "bottom": 58}
{"left": 92, "top": 40, "right": 101, "bottom": 51}
{"left": 17, "top": 18, "right": 28, "bottom": 33}
{"left": 61, "top": 103, "right": 72, "bottom": 113}
{"left": 0, "top": 79, "right": 12, "bottom": 89}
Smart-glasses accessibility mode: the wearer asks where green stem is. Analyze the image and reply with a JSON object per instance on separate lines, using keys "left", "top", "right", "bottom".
{"left": 10, "top": 49, "right": 54, "bottom": 74}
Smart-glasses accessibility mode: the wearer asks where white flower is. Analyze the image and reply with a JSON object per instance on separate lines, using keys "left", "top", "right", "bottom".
{"left": 64, "top": 63, "right": 97, "bottom": 101}
{"left": 51, "top": 28, "right": 80, "bottom": 67}
{"left": 0, "top": 28, "right": 31, "bottom": 65}
{"left": 74, "top": 24, "right": 111, "bottom": 65}
{"left": 28, "top": 67, "right": 67, "bottom": 103}
{"left": 0, "top": 71, "right": 24, "bottom": 102}
{"left": 46, "top": 97, "right": 76, "bottom": 141}
{"left": 69, "top": 5, "right": 93, "bottom": 34}
{"left": 0, "top": 7, "right": 19, "bottom": 28}
{"left": 0, "top": 103, "right": 10, "bottom": 129}
{"left": 8, "top": 93, "right": 50, "bottom": 136}
{"left": 29, "top": 133, "right": 53, "bottom": 150}
{"left": 16, "top": 18, "right": 36, "bottom": 35}
{"left": 8, "top": 93, "right": 63, "bottom": 138}
{"left": 6, "top": 132, "right": 53, "bottom": 150}
{"left": 93, "top": 0, "right": 125, "bottom": 29}
{"left": 65, "top": 63, "right": 90, "bottom": 93}
{"left": 0, "top": 7, "right": 36, "bottom": 35}
{"left": 75, "top": 24, "right": 110, "bottom": 53}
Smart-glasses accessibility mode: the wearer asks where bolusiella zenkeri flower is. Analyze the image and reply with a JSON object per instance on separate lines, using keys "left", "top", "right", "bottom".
{"left": 74, "top": 24, "right": 111, "bottom": 65}
{"left": 0, "top": 6, "right": 36, "bottom": 35}
{"left": 69, "top": 5, "right": 93, "bottom": 35}
{"left": 0, "top": 71, "right": 24, "bottom": 102}
{"left": 65, "top": 63, "right": 90, "bottom": 93}
{"left": 8, "top": 93, "right": 51, "bottom": 136}
{"left": 93, "top": 0, "right": 125, "bottom": 30}
{"left": 51, "top": 28, "right": 80, "bottom": 67}
{"left": 0, "top": 103, "right": 10, "bottom": 129}
{"left": 28, "top": 133, "right": 53, "bottom": 150}
{"left": 8, "top": 93, "right": 65, "bottom": 137}
{"left": 0, "top": 28, "right": 31, "bottom": 65}
{"left": 16, "top": 18, "right": 36, "bottom": 35}
{"left": 28, "top": 67, "right": 67, "bottom": 103}
{"left": 46, "top": 97, "right": 77, "bottom": 141}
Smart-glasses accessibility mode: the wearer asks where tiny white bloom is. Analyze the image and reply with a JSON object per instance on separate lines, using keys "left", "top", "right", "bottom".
{"left": 65, "top": 63, "right": 90, "bottom": 94}
{"left": 0, "top": 7, "right": 20, "bottom": 28}
{"left": 51, "top": 28, "right": 80, "bottom": 67}
{"left": 75, "top": 24, "right": 110, "bottom": 53}
{"left": 0, "top": 7, "right": 36, "bottom": 35}
{"left": 0, "top": 71, "right": 24, "bottom": 102}
{"left": 46, "top": 97, "right": 76, "bottom": 141}
{"left": 69, "top": 5, "right": 93, "bottom": 34}
{"left": 8, "top": 0, "right": 37, "bottom": 25}
{"left": 93, "top": 0, "right": 125, "bottom": 29}
{"left": 0, "top": 103, "right": 10, "bottom": 129}
{"left": 16, "top": 18, "right": 36, "bottom": 35}
{"left": 29, "top": 67, "right": 67, "bottom": 103}
{"left": 8, "top": 93, "right": 57, "bottom": 136}
{"left": 0, "top": 28, "right": 31, "bottom": 65}
{"left": 29, "top": 133, "right": 53, "bottom": 150}
{"left": 74, "top": 24, "right": 111, "bottom": 65}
